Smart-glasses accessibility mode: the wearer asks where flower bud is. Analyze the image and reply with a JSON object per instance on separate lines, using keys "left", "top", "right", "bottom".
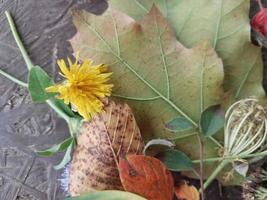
{"left": 224, "top": 98, "right": 267, "bottom": 156}
{"left": 252, "top": 7, "right": 267, "bottom": 37}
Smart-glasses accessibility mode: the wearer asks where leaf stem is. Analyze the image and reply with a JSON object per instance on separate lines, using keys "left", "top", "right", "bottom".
{"left": 5, "top": 11, "right": 34, "bottom": 70}
{"left": 167, "top": 132, "right": 198, "bottom": 140}
{"left": 133, "top": 0, "right": 149, "bottom": 13}
{"left": 208, "top": 136, "right": 223, "bottom": 148}
{"left": 197, "top": 134, "right": 205, "bottom": 200}
{"left": 192, "top": 169, "right": 200, "bottom": 177}
{"left": 0, "top": 69, "right": 28, "bottom": 87}
{"left": 202, "top": 160, "right": 228, "bottom": 191}
{"left": 68, "top": 118, "right": 83, "bottom": 138}
{"left": 192, "top": 150, "right": 267, "bottom": 163}
{"left": 160, "top": 95, "right": 198, "bottom": 127}
{"left": 46, "top": 99, "right": 71, "bottom": 123}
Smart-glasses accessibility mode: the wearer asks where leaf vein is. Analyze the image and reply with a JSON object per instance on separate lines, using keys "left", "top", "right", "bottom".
{"left": 133, "top": 0, "right": 149, "bottom": 13}
{"left": 111, "top": 14, "right": 121, "bottom": 56}
{"left": 112, "top": 94, "right": 161, "bottom": 101}
{"left": 235, "top": 52, "right": 259, "bottom": 98}
{"left": 154, "top": 11, "right": 170, "bottom": 98}
{"left": 213, "top": 0, "right": 223, "bottom": 48}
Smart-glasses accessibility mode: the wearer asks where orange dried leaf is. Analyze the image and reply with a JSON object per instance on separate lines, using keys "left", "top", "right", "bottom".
{"left": 119, "top": 155, "right": 174, "bottom": 200}
{"left": 175, "top": 182, "right": 199, "bottom": 200}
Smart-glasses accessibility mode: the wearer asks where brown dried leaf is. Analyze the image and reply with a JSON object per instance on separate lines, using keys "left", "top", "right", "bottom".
{"left": 69, "top": 101, "right": 144, "bottom": 196}
{"left": 175, "top": 182, "right": 199, "bottom": 200}
{"left": 119, "top": 155, "right": 174, "bottom": 200}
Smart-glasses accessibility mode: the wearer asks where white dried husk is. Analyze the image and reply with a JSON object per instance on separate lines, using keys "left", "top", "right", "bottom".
{"left": 224, "top": 98, "right": 267, "bottom": 156}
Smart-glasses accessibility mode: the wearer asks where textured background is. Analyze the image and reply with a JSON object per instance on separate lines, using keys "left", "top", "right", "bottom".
{"left": 0, "top": 0, "right": 264, "bottom": 199}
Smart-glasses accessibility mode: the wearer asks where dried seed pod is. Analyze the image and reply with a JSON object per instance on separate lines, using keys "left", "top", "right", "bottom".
{"left": 204, "top": 99, "right": 267, "bottom": 189}
{"left": 224, "top": 98, "right": 267, "bottom": 156}
{"left": 69, "top": 101, "right": 144, "bottom": 196}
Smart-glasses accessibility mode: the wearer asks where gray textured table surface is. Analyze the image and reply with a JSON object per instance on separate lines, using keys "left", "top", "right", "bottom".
{"left": 0, "top": 1, "right": 107, "bottom": 199}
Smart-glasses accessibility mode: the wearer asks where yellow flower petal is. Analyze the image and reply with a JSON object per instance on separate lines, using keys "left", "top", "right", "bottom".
{"left": 46, "top": 85, "right": 60, "bottom": 93}
{"left": 46, "top": 54, "right": 113, "bottom": 120}
{"left": 57, "top": 60, "right": 71, "bottom": 78}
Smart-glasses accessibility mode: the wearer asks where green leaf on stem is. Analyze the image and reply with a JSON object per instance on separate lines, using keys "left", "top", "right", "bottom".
{"left": 200, "top": 105, "right": 224, "bottom": 137}
{"left": 28, "top": 66, "right": 55, "bottom": 102}
{"left": 166, "top": 117, "right": 194, "bottom": 132}
{"left": 158, "top": 149, "right": 193, "bottom": 172}
{"left": 54, "top": 99, "right": 77, "bottom": 118}
{"left": 36, "top": 137, "right": 74, "bottom": 157}
{"left": 66, "top": 190, "right": 146, "bottom": 200}
{"left": 54, "top": 140, "right": 74, "bottom": 170}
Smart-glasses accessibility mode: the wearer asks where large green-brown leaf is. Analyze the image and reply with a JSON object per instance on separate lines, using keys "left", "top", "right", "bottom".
{"left": 70, "top": 7, "right": 225, "bottom": 181}
{"left": 69, "top": 101, "right": 144, "bottom": 196}
{"left": 110, "top": 0, "right": 266, "bottom": 101}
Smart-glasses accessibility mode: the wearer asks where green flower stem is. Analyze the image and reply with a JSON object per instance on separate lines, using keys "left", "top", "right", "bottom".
{"left": 168, "top": 132, "right": 198, "bottom": 140}
{"left": 197, "top": 134, "right": 205, "bottom": 200}
{"left": 5, "top": 10, "right": 72, "bottom": 124}
{"left": 192, "top": 157, "right": 224, "bottom": 163}
{"left": 46, "top": 99, "right": 71, "bottom": 123}
{"left": 5, "top": 11, "right": 34, "bottom": 70}
{"left": 202, "top": 160, "right": 228, "bottom": 191}
{"left": 68, "top": 118, "right": 83, "bottom": 138}
{"left": 192, "top": 150, "right": 267, "bottom": 164}
{"left": 0, "top": 67, "right": 71, "bottom": 122}
{"left": 208, "top": 136, "right": 223, "bottom": 148}
{"left": 0, "top": 69, "right": 28, "bottom": 87}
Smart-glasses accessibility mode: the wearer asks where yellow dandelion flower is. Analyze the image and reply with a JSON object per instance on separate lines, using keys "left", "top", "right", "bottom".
{"left": 46, "top": 55, "right": 113, "bottom": 120}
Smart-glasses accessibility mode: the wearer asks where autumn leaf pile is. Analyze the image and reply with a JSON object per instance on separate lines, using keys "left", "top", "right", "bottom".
{"left": 69, "top": 0, "right": 265, "bottom": 185}
{"left": 2, "top": 0, "right": 266, "bottom": 199}
{"left": 68, "top": 100, "right": 198, "bottom": 199}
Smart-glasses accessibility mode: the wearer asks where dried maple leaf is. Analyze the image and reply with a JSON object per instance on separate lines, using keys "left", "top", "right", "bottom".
{"left": 175, "top": 182, "right": 199, "bottom": 200}
{"left": 69, "top": 101, "right": 144, "bottom": 196}
{"left": 70, "top": 5, "right": 225, "bottom": 184}
{"left": 119, "top": 155, "right": 174, "bottom": 200}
